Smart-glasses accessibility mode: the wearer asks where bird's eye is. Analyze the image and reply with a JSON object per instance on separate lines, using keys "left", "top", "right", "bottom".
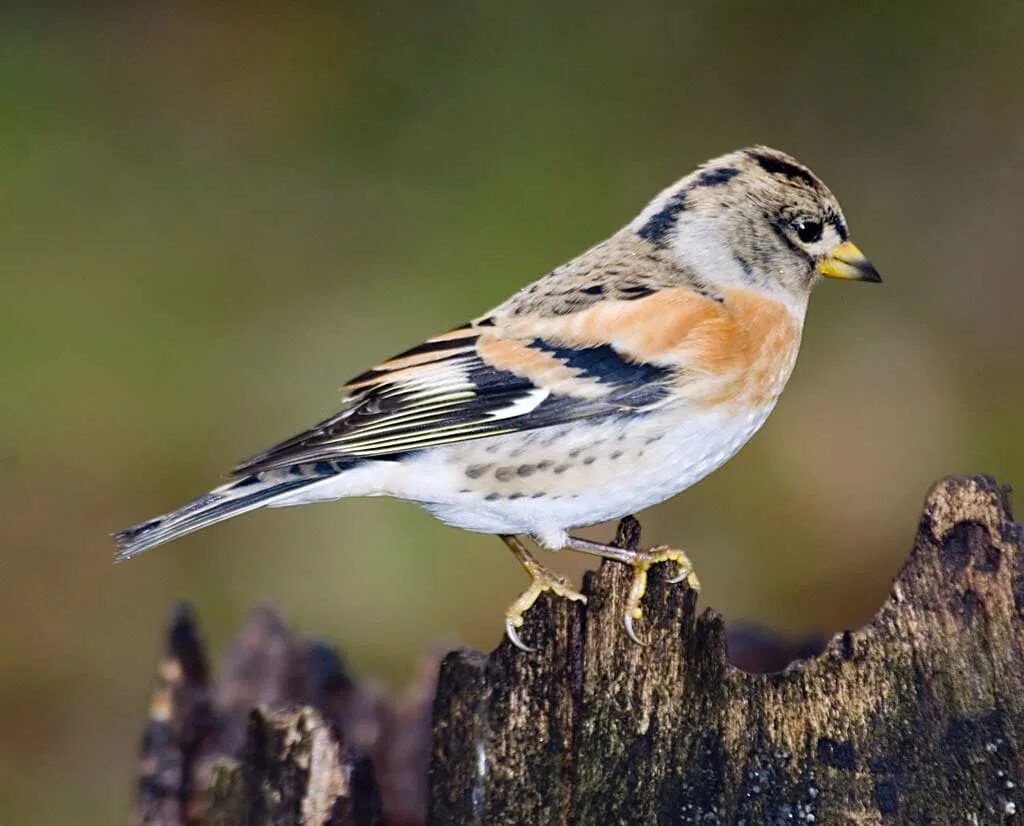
{"left": 794, "top": 218, "right": 823, "bottom": 244}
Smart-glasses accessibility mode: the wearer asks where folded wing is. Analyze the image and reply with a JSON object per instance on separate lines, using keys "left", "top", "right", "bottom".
{"left": 233, "top": 318, "right": 676, "bottom": 475}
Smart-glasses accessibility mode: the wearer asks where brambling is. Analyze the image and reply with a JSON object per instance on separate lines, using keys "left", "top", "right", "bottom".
{"left": 116, "top": 146, "right": 881, "bottom": 649}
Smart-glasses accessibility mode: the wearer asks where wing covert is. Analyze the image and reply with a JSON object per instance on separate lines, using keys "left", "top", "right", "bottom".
{"left": 233, "top": 321, "right": 674, "bottom": 475}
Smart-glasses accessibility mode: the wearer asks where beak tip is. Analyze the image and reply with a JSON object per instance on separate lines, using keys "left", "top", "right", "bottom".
{"left": 818, "top": 241, "right": 882, "bottom": 283}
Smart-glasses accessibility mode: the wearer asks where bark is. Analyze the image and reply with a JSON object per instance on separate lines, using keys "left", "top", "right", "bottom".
{"left": 134, "top": 475, "right": 1024, "bottom": 825}
{"left": 202, "top": 707, "right": 380, "bottom": 826}
{"left": 134, "top": 605, "right": 436, "bottom": 826}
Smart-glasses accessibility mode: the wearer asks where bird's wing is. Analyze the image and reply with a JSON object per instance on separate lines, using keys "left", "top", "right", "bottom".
{"left": 232, "top": 284, "right": 741, "bottom": 475}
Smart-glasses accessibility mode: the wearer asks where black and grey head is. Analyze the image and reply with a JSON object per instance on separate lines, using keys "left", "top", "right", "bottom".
{"left": 631, "top": 146, "right": 880, "bottom": 301}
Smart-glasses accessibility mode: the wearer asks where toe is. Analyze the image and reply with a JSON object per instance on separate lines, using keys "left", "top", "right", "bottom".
{"left": 505, "top": 619, "right": 534, "bottom": 652}
{"left": 623, "top": 613, "right": 648, "bottom": 646}
{"left": 666, "top": 567, "right": 690, "bottom": 584}
{"left": 549, "top": 576, "right": 587, "bottom": 604}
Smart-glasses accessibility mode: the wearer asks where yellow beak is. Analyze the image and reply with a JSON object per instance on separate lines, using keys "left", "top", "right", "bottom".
{"left": 817, "top": 240, "right": 882, "bottom": 283}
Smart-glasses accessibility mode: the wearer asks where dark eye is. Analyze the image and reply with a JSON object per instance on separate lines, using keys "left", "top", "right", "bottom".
{"left": 794, "top": 218, "right": 823, "bottom": 244}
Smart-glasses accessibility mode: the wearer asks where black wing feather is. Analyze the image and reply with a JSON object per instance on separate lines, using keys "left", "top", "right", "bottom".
{"left": 234, "top": 336, "right": 672, "bottom": 475}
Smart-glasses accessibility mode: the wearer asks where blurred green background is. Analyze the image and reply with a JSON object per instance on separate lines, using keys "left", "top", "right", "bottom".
{"left": 1, "top": 2, "right": 1022, "bottom": 822}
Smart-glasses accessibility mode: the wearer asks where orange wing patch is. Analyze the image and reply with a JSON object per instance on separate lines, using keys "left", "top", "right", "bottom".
{"left": 500, "top": 287, "right": 801, "bottom": 407}
{"left": 476, "top": 337, "right": 609, "bottom": 399}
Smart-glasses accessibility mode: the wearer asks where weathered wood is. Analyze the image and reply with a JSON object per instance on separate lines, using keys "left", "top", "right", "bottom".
{"left": 428, "top": 475, "right": 1024, "bottom": 824}
{"left": 135, "top": 604, "right": 435, "bottom": 826}
{"left": 203, "top": 707, "right": 380, "bottom": 826}
{"left": 137, "top": 603, "right": 214, "bottom": 826}
{"left": 135, "top": 475, "right": 1024, "bottom": 825}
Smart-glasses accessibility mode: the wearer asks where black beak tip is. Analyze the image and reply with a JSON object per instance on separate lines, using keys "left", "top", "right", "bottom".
{"left": 862, "top": 264, "right": 883, "bottom": 284}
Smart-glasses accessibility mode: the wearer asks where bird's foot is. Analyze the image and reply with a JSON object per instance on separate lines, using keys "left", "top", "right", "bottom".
{"left": 621, "top": 545, "right": 699, "bottom": 645}
{"left": 504, "top": 565, "right": 586, "bottom": 652}
{"left": 564, "top": 524, "right": 700, "bottom": 646}
{"left": 501, "top": 535, "right": 586, "bottom": 652}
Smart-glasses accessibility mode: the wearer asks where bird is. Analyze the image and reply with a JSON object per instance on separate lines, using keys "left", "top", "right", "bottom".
{"left": 115, "top": 146, "right": 881, "bottom": 650}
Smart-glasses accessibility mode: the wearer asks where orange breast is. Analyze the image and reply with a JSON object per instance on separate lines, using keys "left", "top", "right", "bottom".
{"left": 500, "top": 286, "right": 802, "bottom": 408}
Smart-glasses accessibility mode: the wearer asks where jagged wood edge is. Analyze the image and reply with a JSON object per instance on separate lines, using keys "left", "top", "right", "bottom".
{"left": 428, "top": 475, "right": 1024, "bottom": 825}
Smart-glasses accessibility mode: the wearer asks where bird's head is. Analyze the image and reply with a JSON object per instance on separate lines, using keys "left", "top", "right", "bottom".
{"left": 632, "top": 146, "right": 881, "bottom": 310}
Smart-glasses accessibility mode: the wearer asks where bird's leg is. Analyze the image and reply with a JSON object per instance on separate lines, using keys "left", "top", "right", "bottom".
{"left": 563, "top": 523, "right": 699, "bottom": 645}
{"left": 500, "top": 534, "right": 586, "bottom": 652}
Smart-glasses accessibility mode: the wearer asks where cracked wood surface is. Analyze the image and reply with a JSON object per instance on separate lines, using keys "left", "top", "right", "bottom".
{"left": 428, "top": 476, "right": 1024, "bottom": 824}
{"left": 135, "top": 475, "right": 1024, "bottom": 825}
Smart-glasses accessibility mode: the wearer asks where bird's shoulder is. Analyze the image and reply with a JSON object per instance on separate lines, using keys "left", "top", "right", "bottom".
{"left": 342, "top": 225, "right": 799, "bottom": 401}
{"left": 479, "top": 230, "right": 802, "bottom": 373}
{"left": 486, "top": 230, "right": 720, "bottom": 319}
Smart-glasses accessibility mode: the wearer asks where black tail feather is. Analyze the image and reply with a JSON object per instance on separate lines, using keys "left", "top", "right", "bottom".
{"left": 113, "top": 474, "right": 318, "bottom": 562}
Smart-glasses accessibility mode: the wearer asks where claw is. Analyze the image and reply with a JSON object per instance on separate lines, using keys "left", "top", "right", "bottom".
{"left": 620, "top": 546, "right": 698, "bottom": 645}
{"left": 623, "top": 612, "right": 647, "bottom": 646}
{"left": 646, "top": 546, "right": 701, "bottom": 591}
{"left": 501, "top": 536, "right": 586, "bottom": 653}
{"left": 505, "top": 619, "right": 534, "bottom": 652}
{"left": 666, "top": 566, "right": 690, "bottom": 584}
{"left": 563, "top": 529, "right": 699, "bottom": 645}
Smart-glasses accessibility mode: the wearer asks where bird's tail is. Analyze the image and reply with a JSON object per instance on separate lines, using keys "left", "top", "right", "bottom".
{"left": 113, "top": 465, "right": 340, "bottom": 562}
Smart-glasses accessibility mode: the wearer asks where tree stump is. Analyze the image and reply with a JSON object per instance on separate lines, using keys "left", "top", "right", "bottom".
{"left": 134, "top": 475, "right": 1024, "bottom": 825}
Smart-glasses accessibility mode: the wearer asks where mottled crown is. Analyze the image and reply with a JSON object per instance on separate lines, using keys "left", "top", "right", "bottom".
{"left": 630, "top": 146, "right": 850, "bottom": 300}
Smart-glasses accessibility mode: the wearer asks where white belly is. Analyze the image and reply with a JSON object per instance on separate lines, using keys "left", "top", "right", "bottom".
{"left": 387, "top": 402, "right": 776, "bottom": 546}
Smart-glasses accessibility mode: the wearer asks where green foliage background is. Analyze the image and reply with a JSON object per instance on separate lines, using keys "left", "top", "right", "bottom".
{"left": 0, "top": 3, "right": 1021, "bottom": 821}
